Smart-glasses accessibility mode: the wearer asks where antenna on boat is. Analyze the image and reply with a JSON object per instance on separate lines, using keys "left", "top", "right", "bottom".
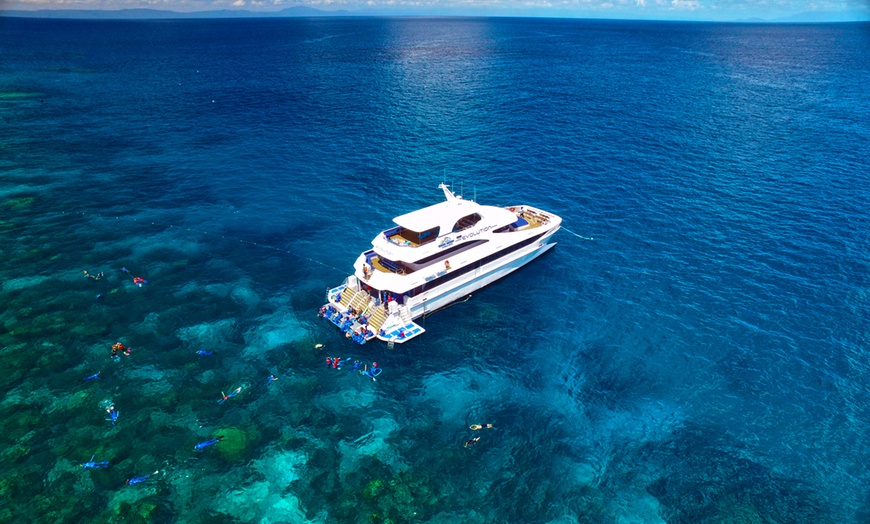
{"left": 473, "top": 185, "right": 477, "bottom": 202}
{"left": 439, "top": 182, "right": 458, "bottom": 201}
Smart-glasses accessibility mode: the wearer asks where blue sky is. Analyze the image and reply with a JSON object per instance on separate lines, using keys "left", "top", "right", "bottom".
{"left": 4, "top": 0, "right": 870, "bottom": 21}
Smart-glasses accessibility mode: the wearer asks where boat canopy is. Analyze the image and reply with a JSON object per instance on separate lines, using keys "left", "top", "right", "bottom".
{"left": 393, "top": 199, "right": 476, "bottom": 233}
{"left": 392, "top": 184, "right": 517, "bottom": 236}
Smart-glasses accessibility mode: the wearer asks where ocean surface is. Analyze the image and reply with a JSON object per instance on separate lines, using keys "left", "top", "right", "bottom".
{"left": 1, "top": 15, "right": 869, "bottom": 523}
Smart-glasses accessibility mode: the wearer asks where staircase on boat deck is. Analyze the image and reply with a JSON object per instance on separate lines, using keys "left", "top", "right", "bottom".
{"left": 337, "top": 288, "right": 389, "bottom": 333}
{"left": 338, "top": 288, "right": 368, "bottom": 311}
{"left": 398, "top": 305, "right": 413, "bottom": 324}
{"left": 367, "top": 307, "right": 388, "bottom": 333}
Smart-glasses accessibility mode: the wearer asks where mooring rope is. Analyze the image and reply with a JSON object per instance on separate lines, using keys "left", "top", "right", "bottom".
{"left": 561, "top": 227, "right": 595, "bottom": 241}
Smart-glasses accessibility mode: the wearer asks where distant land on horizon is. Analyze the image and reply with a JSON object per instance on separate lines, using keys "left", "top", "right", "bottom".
{"left": 0, "top": 7, "right": 350, "bottom": 20}
{"left": 1, "top": 6, "right": 868, "bottom": 23}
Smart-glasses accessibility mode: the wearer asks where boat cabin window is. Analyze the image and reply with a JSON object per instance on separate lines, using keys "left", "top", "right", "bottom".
{"left": 386, "top": 226, "right": 440, "bottom": 247}
{"left": 452, "top": 213, "right": 482, "bottom": 232}
{"left": 411, "top": 239, "right": 488, "bottom": 266}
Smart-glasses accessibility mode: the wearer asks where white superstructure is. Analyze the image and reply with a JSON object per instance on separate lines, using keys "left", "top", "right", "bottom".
{"left": 319, "top": 183, "right": 561, "bottom": 344}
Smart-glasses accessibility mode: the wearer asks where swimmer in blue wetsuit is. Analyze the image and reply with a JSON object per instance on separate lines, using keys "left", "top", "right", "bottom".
{"left": 83, "top": 372, "right": 100, "bottom": 381}
{"left": 266, "top": 374, "right": 278, "bottom": 384}
{"left": 81, "top": 455, "right": 109, "bottom": 469}
{"left": 106, "top": 405, "right": 119, "bottom": 425}
{"left": 194, "top": 435, "right": 224, "bottom": 450}
{"left": 126, "top": 470, "right": 158, "bottom": 485}
{"left": 196, "top": 349, "right": 214, "bottom": 356}
{"left": 218, "top": 387, "right": 242, "bottom": 404}
{"left": 360, "top": 362, "right": 381, "bottom": 381}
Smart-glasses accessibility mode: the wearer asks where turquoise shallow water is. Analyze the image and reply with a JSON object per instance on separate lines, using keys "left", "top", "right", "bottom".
{"left": 1, "top": 16, "right": 869, "bottom": 523}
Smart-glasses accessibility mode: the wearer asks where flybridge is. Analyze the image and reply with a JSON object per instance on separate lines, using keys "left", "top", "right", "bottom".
{"left": 320, "top": 183, "right": 562, "bottom": 344}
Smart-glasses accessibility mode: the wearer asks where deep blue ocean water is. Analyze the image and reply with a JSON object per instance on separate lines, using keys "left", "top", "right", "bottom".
{"left": 1, "top": 15, "right": 869, "bottom": 523}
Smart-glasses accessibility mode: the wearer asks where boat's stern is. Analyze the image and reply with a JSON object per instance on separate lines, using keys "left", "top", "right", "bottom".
{"left": 374, "top": 300, "right": 425, "bottom": 344}
{"left": 319, "top": 279, "right": 424, "bottom": 344}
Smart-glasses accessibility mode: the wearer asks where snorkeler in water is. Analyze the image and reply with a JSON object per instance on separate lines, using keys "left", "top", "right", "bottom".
{"left": 83, "top": 372, "right": 100, "bottom": 381}
{"left": 126, "top": 470, "right": 159, "bottom": 485}
{"left": 360, "top": 362, "right": 381, "bottom": 381}
{"left": 81, "top": 455, "right": 109, "bottom": 469}
{"left": 194, "top": 435, "right": 224, "bottom": 450}
{"left": 111, "top": 342, "right": 131, "bottom": 360}
{"left": 218, "top": 387, "right": 242, "bottom": 404}
{"left": 121, "top": 267, "right": 148, "bottom": 287}
{"left": 469, "top": 424, "right": 494, "bottom": 431}
{"left": 266, "top": 374, "right": 278, "bottom": 384}
{"left": 196, "top": 349, "right": 214, "bottom": 356}
{"left": 83, "top": 270, "right": 104, "bottom": 281}
{"left": 463, "top": 437, "right": 481, "bottom": 448}
{"left": 106, "top": 405, "right": 119, "bottom": 425}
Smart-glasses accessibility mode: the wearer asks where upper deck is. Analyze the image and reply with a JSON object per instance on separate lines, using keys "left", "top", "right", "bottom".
{"left": 366, "top": 203, "right": 556, "bottom": 276}
{"left": 369, "top": 184, "right": 554, "bottom": 265}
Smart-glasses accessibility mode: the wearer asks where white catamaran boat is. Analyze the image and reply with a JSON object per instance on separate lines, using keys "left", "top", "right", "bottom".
{"left": 319, "top": 183, "right": 561, "bottom": 344}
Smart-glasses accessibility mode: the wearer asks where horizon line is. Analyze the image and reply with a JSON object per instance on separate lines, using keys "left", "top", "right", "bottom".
{"left": 2, "top": 7, "right": 869, "bottom": 24}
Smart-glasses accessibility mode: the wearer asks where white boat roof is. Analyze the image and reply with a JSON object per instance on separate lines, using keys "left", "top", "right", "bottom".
{"left": 392, "top": 183, "right": 514, "bottom": 233}
{"left": 393, "top": 197, "right": 477, "bottom": 232}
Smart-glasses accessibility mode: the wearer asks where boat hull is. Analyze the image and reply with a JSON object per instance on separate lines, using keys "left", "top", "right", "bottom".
{"left": 406, "top": 235, "right": 557, "bottom": 320}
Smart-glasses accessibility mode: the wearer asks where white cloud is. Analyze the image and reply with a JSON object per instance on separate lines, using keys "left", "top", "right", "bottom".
{"left": 670, "top": 0, "right": 700, "bottom": 10}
